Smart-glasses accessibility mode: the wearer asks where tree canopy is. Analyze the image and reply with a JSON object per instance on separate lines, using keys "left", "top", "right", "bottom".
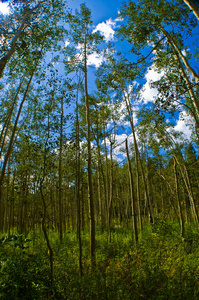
{"left": 0, "top": 0, "right": 199, "bottom": 297}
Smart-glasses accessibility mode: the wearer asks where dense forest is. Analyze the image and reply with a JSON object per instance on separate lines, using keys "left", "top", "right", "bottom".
{"left": 0, "top": 0, "right": 199, "bottom": 299}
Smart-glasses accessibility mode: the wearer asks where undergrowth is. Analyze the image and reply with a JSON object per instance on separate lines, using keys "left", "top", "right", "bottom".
{"left": 0, "top": 220, "right": 199, "bottom": 299}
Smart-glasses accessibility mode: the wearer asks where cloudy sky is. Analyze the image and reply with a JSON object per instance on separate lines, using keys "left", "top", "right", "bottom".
{"left": 70, "top": 0, "right": 123, "bottom": 24}
{"left": 0, "top": 0, "right": 123, "bottom": 20}
{"left": 0, "top": 0, "right": 194, "bottom": 161}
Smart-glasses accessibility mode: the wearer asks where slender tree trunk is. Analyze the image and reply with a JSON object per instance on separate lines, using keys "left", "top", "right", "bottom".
{"left": 104, "top": 125, "right": 110, "bottom": 226}
{"left": 4, "top": 159, "right": 10, "bottom": 234}
{"left": 125, "top": 138, "right": 138, "bottom": 245}
{"left": 39, "top": 111, "right": 54, "bottom": 283}
{"left": 146, "top": 160, "right": 154, "bottom": 217}
{"left": 124, "top": 90, "right": 153, "bottom": 223}
{"left": 0, "top": 71, "right": 35, "bottom": 228}
{"left": 9, "top": 169, "right": 15, "bottom": 235}
{"left": 183, "top": 188, "right": 189, "bottom": 224}
{"left": 183, "top": 0, "right": 199, "bottom": 20}
{"left": 84, "top": 30, "right": 95, "bottom": 267}
{"left": 92, "top": 119, "right": 104, "bottom": 228}
{"left": 173, "top": 157, "right": 185, "bottom": 239}
{"left": 108, "top": 140, "right": 114, "bottom": 242}
{"left": 81, "top": 185, "right": 85, "bottom": 230}
{"left": 119, "top": 183, "right": 125, "bottom": 225}
{"left": 0, "top": 76, "right": 24, "bottom": 157}
{"left": 155, "top": 127, "right": 199, "bottom": 225}
{"left": 75, "top": 82, "right": 83, "bottom": 276}
{"left": 97, "top": 151, "right": 103, "bottom": 227}
{"left": 40, "top": 182, "right": 54, "bottom": 283}
{"left": 135, "top": 154, "right": 142, "bottom": 231}
{"left": 159, "top": 26, "right": 199, "bottom": 82}
{"left": 174, "top": 49, "right": 199, "bottom": 123}
{"left": 0, "top": 0, "right": 45, "bottom": 78}
{"left": 161, "top": 183, "right": 164, "bottom": 217}
{"left": 0, "top": 17, "right": 27, "bottom": 78}
{"left": 184, "top": 163, "right": 199, "bottom": 225}
{"left": 99, "top": 149, "right": 107, "bottom": 228}
{"left": 95, "top": 121, "right": 104, "bottom": 228}
{"left": 173, "top": 154, "right": 199, "bottom": 225}
{"left": 58, "top": 97, "right": 63, "bottom": 242}
{"left": 98, "top": 165, "right": 103, "bottom": 213}
{"left": 0, "top": 72, "right": 34, "bottom": 185}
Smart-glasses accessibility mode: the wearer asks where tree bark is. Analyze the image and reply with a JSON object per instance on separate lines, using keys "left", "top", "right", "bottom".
{"left": 184, "top": 163, "right": 199, "bottom": 225}
{"left": 75, "top": 82, "right": 83, "bottom": 276}
{"left": 96, "top": 131, "right": 104, "bottom": 227}
{"left": 159, "top": 27, "right": 199, "bottom": 82}
{"left": 108, "top": 139, "right": 114, "bottom": 242}
{"left": 84, "top": 29, "right": 95, "bottom": 267}
{"left": 0, "top": 17, "right": 27, "bottom": 78}
{"left": 173, "top": 47, "right": 199, "bottom": 122}
{"left": 39, "top": 109, "right": 54, "bottom": 283}
{"left": 103, "top": 125, "right": 110, "bottom": 226}
{"left": 125, "top": 138, "right": 138, "bottom": 245}
{"left": 58, "top": 96, "right": 63, "bottom": 242}
{"left": 183, "top": 0, "right": 199, "bottom": 20}
{"left": 0, "top": 76, "right": 24, "bottom": 157}
{"left": 173, "top": 156, "right": 185, "bottom": 239}
{"left": 0, "top": 71, "right": 35, "bottom": 225}
{"left": 155, "top": 126, "right": 199, "bottom": 225}
{"left": 0, "top": 0, "right": 47, "bottom": 78}
{"left": 124, "top": 90, "right": 152, "bottom": 224}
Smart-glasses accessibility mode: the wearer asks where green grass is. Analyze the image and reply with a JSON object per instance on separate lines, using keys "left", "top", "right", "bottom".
{"left": 0, "top": 221, "right": 199, "bottom": 299}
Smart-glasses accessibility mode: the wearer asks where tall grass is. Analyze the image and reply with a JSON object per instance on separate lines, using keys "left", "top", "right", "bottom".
{"left": 0, "top": 221, "right": 199, "bottom": 299}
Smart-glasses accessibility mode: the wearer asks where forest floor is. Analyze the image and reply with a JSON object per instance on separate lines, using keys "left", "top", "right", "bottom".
{"left": 0, "top": 219, "right": 199, "bottom": 299}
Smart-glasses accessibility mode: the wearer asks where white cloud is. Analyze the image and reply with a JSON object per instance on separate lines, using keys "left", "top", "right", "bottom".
{"left": 74, "top": 43, "right": 105, "bottom": 68}
{"left": 181, "top": 49, "right": 189, "bottom": 57}
{"left": 182, "top": 49, "right": 186, "bottom": 56}
{"left": 140, "top": 66, "right": 164, "bottom": 104}
{"left": 132, "top": 81, "right": 139, "bottom": 88}
{"left": 64, "top": 41, "right": 70, "bottom": 48}
{"left": 76, "top": 43, "right": 82, "bottom": 50}
{"left": 87, "top": 52, "right": 106, "bottom": 68}
{"left": 0, "top": 3, "right": 10, "bottom": 15}
{"left": 123, "top": 120, "right": 131, "bottom": 128}
{"left": 116, "top": 107, "right": 138, "bottom": 128}
{"left": 93, "top": 18, "right": 116, "bottom": 41}
{"left": 102, "top": 133, "right": 135, "bottom": 162}
{"left": 174, "top": 111, "right": 192, "bottom": 140}
{"left": 116, "top": 94, "right": 139, "bottom": 127}
{"left": 115, "top": 133, "right": 134, "bottom": 151}
{"left": 79, "top": 140, "right": 96, "bottom": 150}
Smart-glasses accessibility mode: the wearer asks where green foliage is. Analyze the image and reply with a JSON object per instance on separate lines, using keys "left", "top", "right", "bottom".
{"left": 0, "top": 224, "right": 199, "bottom": 299}
{"left": 152, "top": 217, "right": 175, "bottom": 236}
{"left": 0, "top": 233, "right": 50, "bottom": 299}
{"left": 0, "top": 0, "right": 199, "bottom": 299}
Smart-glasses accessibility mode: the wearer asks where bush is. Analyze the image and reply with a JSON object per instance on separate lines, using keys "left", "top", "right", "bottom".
{"left": 1, "top": 224, "right": 199, "bottom": 299}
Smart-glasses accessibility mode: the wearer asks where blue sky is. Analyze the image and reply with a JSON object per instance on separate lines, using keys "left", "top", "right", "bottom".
{"left": 0, "top": 0, "right": 124, "bottom": 22}
{"left": 70, "top": 0, "right": 124, "bottom": 24}
{"left": 0, "top": 0, "right": 197, "bottom": 160}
